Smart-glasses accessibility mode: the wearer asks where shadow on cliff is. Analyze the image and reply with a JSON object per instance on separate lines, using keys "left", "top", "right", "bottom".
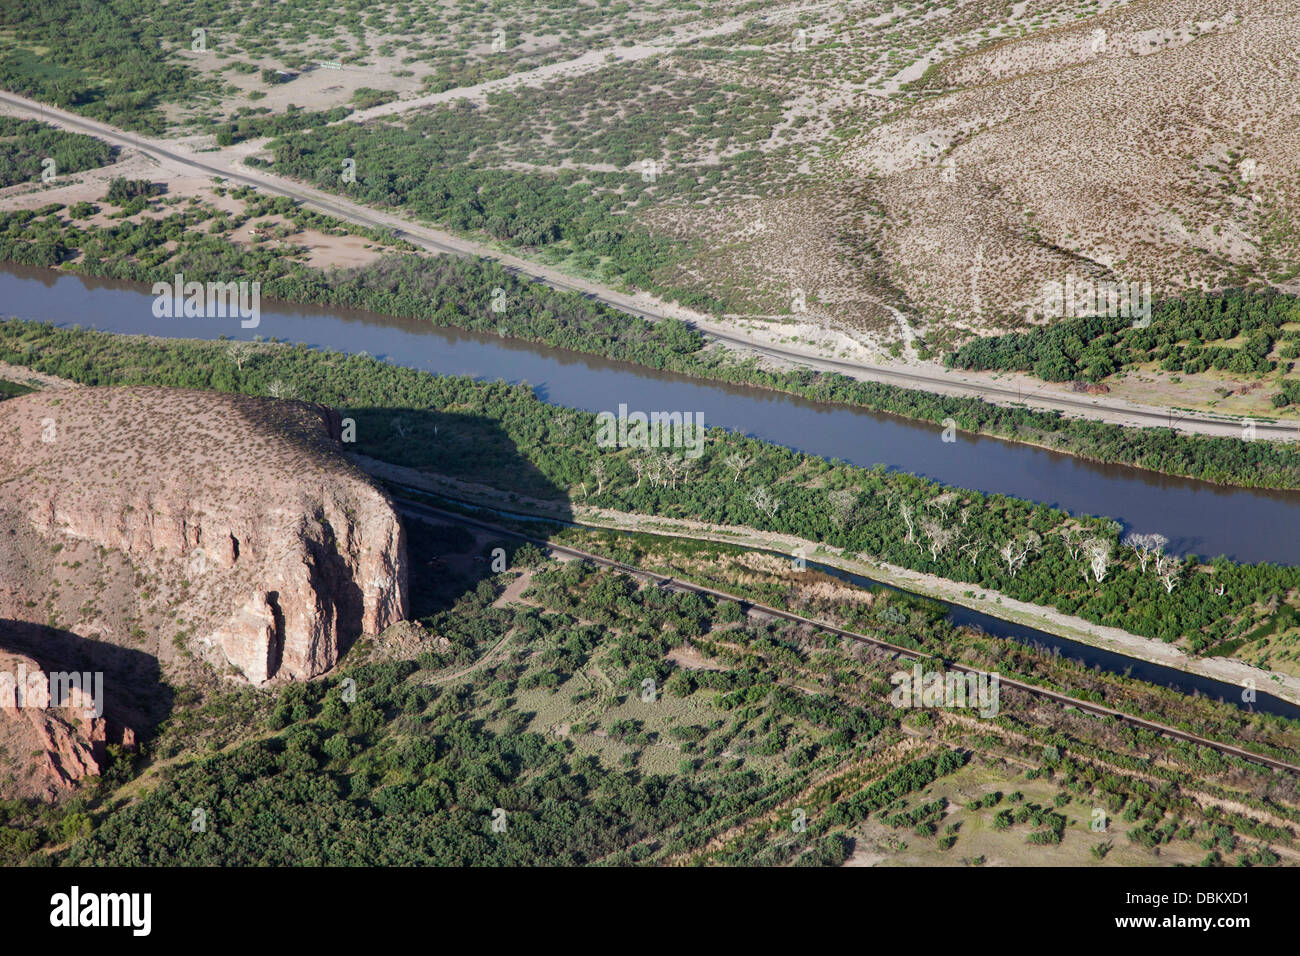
{"left": 343, "top": 406, "right": 575, "bottom": 624}
{"left": 0, "top": 620, "right": 173, "bottom": 741}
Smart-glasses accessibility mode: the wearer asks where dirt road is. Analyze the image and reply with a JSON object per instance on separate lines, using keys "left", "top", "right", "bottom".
{"left": 2, "top": 89, "right": 1295, "bottom": 443}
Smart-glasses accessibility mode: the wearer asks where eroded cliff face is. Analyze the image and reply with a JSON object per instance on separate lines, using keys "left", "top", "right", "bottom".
{"left": 0, "top": 386, "right": 408, "bottom": 684}
{"left": 0, "top": 649, "right": 135, "bottom": 798}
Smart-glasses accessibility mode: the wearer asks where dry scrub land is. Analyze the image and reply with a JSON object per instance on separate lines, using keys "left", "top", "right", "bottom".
{"left": 7, "top": 0, "right": 1300, "bottom": 406}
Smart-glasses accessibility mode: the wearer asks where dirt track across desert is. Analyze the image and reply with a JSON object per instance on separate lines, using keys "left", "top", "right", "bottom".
{"left": 2, "top": 89, "right": 1294, "bottom": 444}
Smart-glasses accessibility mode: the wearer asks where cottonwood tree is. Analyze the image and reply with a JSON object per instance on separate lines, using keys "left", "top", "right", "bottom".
{"left": 959, "top": 536, "right": 984, "bottom": 566}
{"left": 591, "top": 459, "right": 608, "bottom": 495}
{"left": 1160, "top": 557, "right": 1182, "bottom": 594}
{"left": 550, "top": 410, "right": 575, "bottom": 438}
{"left": 668, "top": 455, "right": 696, "bottom": 489}
{"left": 1149, "top": 534, "right": 1170, "bottom": 570}
{"left": 895, "top": 498, "right": 917, "bottom": 547}
{"left": 1122, "top": 532, "right": 1167, "bottom": 573}
{"left": 999, "top": 531, "right": 1040, "bottom": 577}
{"left": 723, "top": 453, "right": 751, "bottom": 483}
{"left": 225, "top": 339, "right": 254, "bottom": 371}
{"left": 999, "top": 541, "right": 1018, "bottom": 575}
{"left": 922, "top": 519, "right": 957, "bottom": 562}
{"left": 1122, "top": 532, "right": 1148, "bottom": 571}
{"left": 1060, "top": 526, "right": 1085, "bottom": 560}
{"left": 1085, "top": 538, "right": 1113, "bottom": 583}
{"left": 644, "top": 455, "right": 665, "bottom": 489}
{"left": 927, "top": 491, "right": 958, "bottom": 517}
{"left": 749, "top": 485, "right": 781, "bottom": 520}
{"left": 267, "top": 378, "right": 296, "bottom": 400}
{"left": 1154, "top": 547, "right": 1178, "bottom": 578}
{"left": 663, "top": 456, "right": 684, "bottom": 489}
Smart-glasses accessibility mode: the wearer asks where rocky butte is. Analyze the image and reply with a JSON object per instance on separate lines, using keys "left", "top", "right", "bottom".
{"left": 0, "top": 386, "right": 409, "bottom": 692}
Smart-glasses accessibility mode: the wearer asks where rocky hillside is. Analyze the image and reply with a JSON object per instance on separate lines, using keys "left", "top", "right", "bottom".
{"left": 0, "top": 386, "right": 409, "bottom": 693}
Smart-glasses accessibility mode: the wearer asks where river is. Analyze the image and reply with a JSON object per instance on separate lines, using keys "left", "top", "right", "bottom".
{"left": 4, "top": 263, "right": 1299, "bottom": 563}
{"left": 5, "top": 262, "right": 1300, "bottom": 717}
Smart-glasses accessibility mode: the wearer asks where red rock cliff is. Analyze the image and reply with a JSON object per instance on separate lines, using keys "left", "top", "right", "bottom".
{"left": 0, "top": 387, "right": 408, "bottom": 683}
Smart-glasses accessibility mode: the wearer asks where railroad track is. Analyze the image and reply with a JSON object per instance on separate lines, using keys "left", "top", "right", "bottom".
{"left": 394, "top": 494, "right": 1300, "bottom": 775}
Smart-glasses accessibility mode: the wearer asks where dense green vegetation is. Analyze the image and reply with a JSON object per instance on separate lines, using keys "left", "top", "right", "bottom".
{"left": 4, "top": 200, "right": 1300, "bottom": 490}
{"left": 3, "top": 319, "right": 1298, "bottom": 657}
{"left": 0, "top": 378, "right": 34, "bottom": 399}
{"left": 215, "top": 105, "right": 352, "bottom": 146}
{"left": 55, "top": 548, "right": 935, "bottom": 866}
{"left": 949, "top": 290, "right": 1300, "bottom": 384}
{"left": 0, "top": 1, "right": 220, "bottom": 132}
{"left": 0, "top": 118, "right": 116, "bottom": 188}
{"left": 37, "top": 523, "right": 1292, "bottom": 867}
{"left": 266, "top": 116, "right": 727, "bottom": 311}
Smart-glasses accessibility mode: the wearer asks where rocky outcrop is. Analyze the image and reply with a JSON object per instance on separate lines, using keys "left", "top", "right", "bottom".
{"left": 212, "top": 592, "right": 280, "bottom": 685}
{"left": 0, "top": 650, "right": 135, "bottom": 796}
{"left": 0, "top": 387, "right": 408, "bottom": 684}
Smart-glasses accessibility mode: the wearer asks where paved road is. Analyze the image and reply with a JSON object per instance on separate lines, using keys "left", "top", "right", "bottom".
{"left": 4, "top": 90, "right": 1298, "bottom": 442}
{"left": 395, "top": 494, "right": 1300, "bottom": 775}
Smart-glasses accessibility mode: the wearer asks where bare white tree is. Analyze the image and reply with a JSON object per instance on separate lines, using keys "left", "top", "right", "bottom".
{"left": 897, "top": 499, "right": 916, "bottom": 547}
{"left": 225, "top": 339, "right": 254, "bottom": 371}
{"left": 677, "top": 456, "right": 697, "bottom": 486}
{"left": 1122, "top": 532, "right": 1167, "bottom": 573}
{"left": 921, "top": 519, "right": 957, "bottom": 562}
{"left": 927, "top": 491, "right": 958, "bottom": 517}
{"left": 644, "top": 455, "right": 665, "bottom": 489}
{"left": 1000, "top": 540, "right": 1017, "bottom": 574}
{"left": 629, "top": 456, "right": 645, "bottom": 488}
{"left": 663, "top": 456, "right": 683, "bottom": 489}
{"left": 1160, "top": 557, "right": 1182, "bottom": 594}
{"left": 999, "top": 532, "right": 1040, "bottom": 577}
{"left": 1060, "top": 527, "right": 1085, "bottom": 560}
{"left": 267, "top": 378, "right": 296, "bottom": 400}
{"left": 550, "top": 411, "right": 575, "bottom": 438}
{"left": 1085, "top": 538, "right": 1113, "bottom": 583}
{"left": 723, "top": 453, "right": 751, "bottom": 483}
{"left": 959, "top": 536, "right": 984, "bottom": 566}
{"left": 749, "top": 485, "right": 781, "bottom": 521}
{"left": 1149, "top": 534, "right": 1170, "bottom": 572}
{"left": 591, "top": 459, "right": 607, "bottom": 496}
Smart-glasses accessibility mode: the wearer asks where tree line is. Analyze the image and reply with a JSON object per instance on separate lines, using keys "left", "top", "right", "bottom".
{"left": 1, "top": 318, "right": 1295, "bottom": 655}
{"left": 4, "top": 202, "right": 1300, "bottom": 492}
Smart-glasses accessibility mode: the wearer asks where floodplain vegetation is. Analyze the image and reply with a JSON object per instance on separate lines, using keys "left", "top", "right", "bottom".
{"left": 4, "top": 321, "right": 1300, "bottom": 676}
{"left": 5, "top": 516, "right": 1298, "bottom": 867}
{"left": 951, "top": 291, "right": 1300, "bottom": 416}
{"left": 4, "top": 190, "right": 1300, "bottom": 492}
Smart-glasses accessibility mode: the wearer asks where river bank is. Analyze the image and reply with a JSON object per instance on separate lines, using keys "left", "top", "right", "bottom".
{"left": 353, "top": 454, "right": 1300, "bottom": 709}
